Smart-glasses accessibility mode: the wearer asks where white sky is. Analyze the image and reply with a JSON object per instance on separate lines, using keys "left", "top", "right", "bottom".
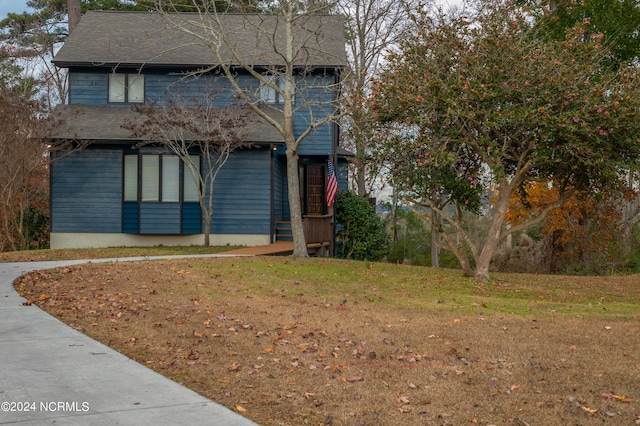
{"left": 0, "top": 0, "right": 30, "bottom": 20}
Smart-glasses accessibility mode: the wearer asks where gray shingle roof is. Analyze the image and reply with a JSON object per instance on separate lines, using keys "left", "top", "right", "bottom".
{"left": 53, "top": 11, "right": 346, "bottom": 69}
{"left": 49, "top": 104, "right": 284, "bottom": 143}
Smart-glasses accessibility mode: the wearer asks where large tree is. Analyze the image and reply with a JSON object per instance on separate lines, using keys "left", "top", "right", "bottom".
{"left": 151, "top": 0, "right": 345, "bottom": 257}
{"left": 336, "top": 0, "right": 415, "bottom": 197}
{"left": 370, "top": 0, "right": 640, "bottom": 280}
{"left": 529, "top": 0, "right": 640, "bottom": 66}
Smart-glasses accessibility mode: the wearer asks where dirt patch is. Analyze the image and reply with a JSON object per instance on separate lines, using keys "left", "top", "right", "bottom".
{"left": 14, "top": 257, "right": 640, "bottom": 425}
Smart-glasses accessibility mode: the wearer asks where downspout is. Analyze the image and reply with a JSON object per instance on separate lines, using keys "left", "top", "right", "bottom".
{"left": 270, "top": 144, "right": 275, "bottom": 243}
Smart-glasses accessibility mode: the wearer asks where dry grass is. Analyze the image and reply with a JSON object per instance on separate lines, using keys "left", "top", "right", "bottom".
{"left": 12, "top": 256, "right": 640, "bottom": 426}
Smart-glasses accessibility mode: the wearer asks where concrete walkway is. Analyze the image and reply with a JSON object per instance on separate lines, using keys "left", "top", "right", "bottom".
{"left": 0, "top": 256, "right": 258, "bottom": 425}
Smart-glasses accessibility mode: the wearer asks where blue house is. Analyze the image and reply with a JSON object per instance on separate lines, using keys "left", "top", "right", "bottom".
{"left": 48, "top": 11, "right": 348, "bottom": 250}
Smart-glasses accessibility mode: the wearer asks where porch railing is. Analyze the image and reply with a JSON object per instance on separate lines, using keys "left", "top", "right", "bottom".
{"left": 303, "top": 215, "right": 333, "bottom": 246}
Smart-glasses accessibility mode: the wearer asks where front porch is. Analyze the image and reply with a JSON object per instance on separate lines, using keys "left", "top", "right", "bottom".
{"left": 274, "top": 214, "right": 333, "bottom": 256}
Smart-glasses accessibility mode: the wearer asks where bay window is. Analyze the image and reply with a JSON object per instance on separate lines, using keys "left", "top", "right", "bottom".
{"left": 124, "top": 153, "right": 200, "bottom": 203}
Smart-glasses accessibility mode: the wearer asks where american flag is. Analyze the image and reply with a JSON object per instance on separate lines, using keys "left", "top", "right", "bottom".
{"left": 326, "top": 157, "right": 338, "bottom": 207}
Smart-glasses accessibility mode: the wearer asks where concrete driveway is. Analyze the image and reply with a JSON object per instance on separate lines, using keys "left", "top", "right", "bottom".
{"left": 0, "top": 257, "right": 258, "bottom": 425}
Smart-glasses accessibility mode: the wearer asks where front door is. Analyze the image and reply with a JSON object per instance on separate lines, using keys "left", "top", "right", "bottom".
{"left": 306, "top": 165, "right": 324, "bottom": 215}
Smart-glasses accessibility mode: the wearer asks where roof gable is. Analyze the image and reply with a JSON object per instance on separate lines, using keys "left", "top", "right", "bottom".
{"left": 53, "top": 11, "right": 346, "bottom": 69}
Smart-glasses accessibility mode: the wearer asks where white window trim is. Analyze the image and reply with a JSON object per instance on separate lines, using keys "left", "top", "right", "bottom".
{"left": 124, "top": 153, "right": 200, "bottom": 204}
{"left": 109, "top": 73, "right": 145, "bottom": 103}
{"left": 259, "top": 75, "right": 294, "bottom": 106}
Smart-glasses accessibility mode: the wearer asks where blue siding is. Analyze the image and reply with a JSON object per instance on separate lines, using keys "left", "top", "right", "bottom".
{"left": 69, "top": 71, "right": 107, "bottom": 105}
{"left": 123, "top": 203, "right": 139, "bottom": 233}
{"left": 337, "top": 158, "right": 349, "bottom": 192}
{"left": 139, "top": 204, "right": 181, "bottom": 234}
{"left": 59, "top": 67, "right": 344, "bottom": 240}
{"left": 68, "top": 71, "right": 338, "bottom": 155}
{"left": 145, "top": 73, "right": 242, "bottom": 106}
{"left": 67, "top": 70, "right": 252, "bottom": 107}
{"left": 209, "top": 149, "right": 272, "bottom": 234}
{"left": 273, "top": 153, "right": 286, "bottom": 222}
{"left": 51, "top": 146, "right": 122, "bottom": 232}
{"left": 296, "top": 75, "right": 336, "bottom": 156}
{"left": 182, "top": 203, "right": 202, "bottom": 234}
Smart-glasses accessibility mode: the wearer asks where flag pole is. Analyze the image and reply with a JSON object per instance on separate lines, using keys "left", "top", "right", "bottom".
{"left": 327, "top": 151, "right": 337, "bottom": 257}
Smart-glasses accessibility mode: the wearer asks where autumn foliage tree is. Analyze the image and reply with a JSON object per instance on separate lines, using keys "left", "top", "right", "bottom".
{"left": 0, "top": 87, "right": 49, "bottom": 251}
{"left": 506, "top": 182, "right": 631, "bottom": 273}
{"left": 370, "top": 0, "right": 640, "bottom": 280}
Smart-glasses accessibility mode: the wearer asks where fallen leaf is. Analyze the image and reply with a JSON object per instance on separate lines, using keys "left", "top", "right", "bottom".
{"left": 235, "top": 405, "right": 247, "bottom": 413}
{"left": 613, "top": 394, "right": 632, "bottom": 403}
{"left": 397, "top": 396, "right": 410, "bottom": 404}
{"left": 581, "top": 405, "right": 597, "bottom": 415}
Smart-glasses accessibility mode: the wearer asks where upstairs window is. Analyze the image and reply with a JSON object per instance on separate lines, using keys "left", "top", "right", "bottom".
{"left": 259, "top": 75, "right": 294, "bottom": 106}
{"left": 109, "top": 73, "right": 145, "bottom": 103}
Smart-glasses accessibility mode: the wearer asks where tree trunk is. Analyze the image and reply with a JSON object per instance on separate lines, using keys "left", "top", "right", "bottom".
{"left": 68, "top": 0, "right": 81, "bottom": 34}
{"left": 431, "top": 209, "right": 440, "bottom": 268}
{"left": 286, "top": 148, "right": 308, "bottom": 257}
{"left": 356, "top": 164, "right": 367, "bottom": 197}
{"left": 387, "top": 186, "right": 398, "bottom": 244}
{"left": 203, "top": 212, "right": 211, "bottom": 247}
{"left": 474, "top": 182, "right": 511, "bottom": 281}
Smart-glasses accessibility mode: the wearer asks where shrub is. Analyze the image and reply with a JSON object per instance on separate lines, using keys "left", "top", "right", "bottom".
{"left": 335, "top": 191, "right": 390, "bottom": 261}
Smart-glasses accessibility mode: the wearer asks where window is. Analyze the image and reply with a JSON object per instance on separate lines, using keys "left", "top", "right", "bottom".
{"left": 183, "top": 155, "right": 200, "bottom": 202}
{"left": 124, "top": 153, "right": 200, "bottom": 203}
{"left": 123, "top": 155, "right": 138, "bottom": 201}
{"left": 109, "top": 73, "right": 144, "bottom": 103}
{"left": 259, "top": 75, "right": 294, "bottom": 105}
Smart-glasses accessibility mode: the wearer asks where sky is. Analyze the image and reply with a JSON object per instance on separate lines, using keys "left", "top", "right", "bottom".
{"left": 0, "top": 0, "right": 30, "bottom": 20}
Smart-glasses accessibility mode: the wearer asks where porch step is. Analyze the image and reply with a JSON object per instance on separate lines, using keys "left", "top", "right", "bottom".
{"left": 275, "top": 221, "right": 293, "bottom": 241}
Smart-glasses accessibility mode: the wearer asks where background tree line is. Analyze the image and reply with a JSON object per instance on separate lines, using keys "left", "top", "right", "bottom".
{"left": 3, "top": 0, "right": 640, "bottom": 279}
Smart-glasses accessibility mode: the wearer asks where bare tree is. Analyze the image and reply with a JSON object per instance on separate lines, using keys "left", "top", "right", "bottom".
{"left": 125, "top": 88, "right": 257, "bottom": 247}
{"left": 336, "top": 0, "right": 416, "bottom": 197}
{"left": 151, "top": 1, "right": 346, "bottom": 257}
{"left": 0, "top": 89, "right": 48, "bottom": 251}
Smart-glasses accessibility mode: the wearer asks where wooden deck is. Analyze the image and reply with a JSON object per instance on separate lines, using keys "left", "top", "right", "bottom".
{"left": 221, "top": 241, "right": 294, "bottom": 256}
{"left": 221, "top": 240, "right": 331, "bottom": 256}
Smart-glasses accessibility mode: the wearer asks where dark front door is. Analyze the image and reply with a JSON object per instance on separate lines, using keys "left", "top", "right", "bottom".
{"left": 306, "top": 165, "right": 324, "bottom": 215}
